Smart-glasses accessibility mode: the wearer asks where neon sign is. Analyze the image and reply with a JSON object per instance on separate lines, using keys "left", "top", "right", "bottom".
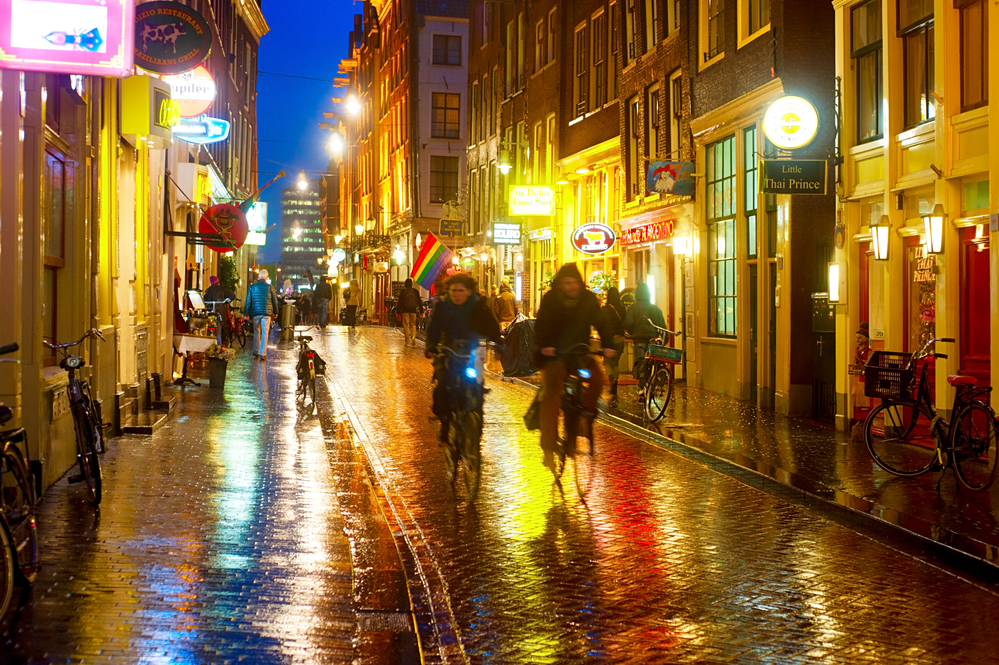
{"left": 174, "top": 115, "right": 230, "bottom": 145}
{"left": 620, "top": 219, "right": 675, "bottom": 246}
{"left": 0, "top": 0, "right": 135, "bottom": 77}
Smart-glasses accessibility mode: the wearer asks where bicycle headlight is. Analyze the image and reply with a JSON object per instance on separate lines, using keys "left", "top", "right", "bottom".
{"left": 465, "top": 367, "right": 477, "bottom": 380}
{"left": 578, "top": 368, "right": 591, "bottom": 379}
{"left": 66, "top": 357, "right": 82, "bottom": 369}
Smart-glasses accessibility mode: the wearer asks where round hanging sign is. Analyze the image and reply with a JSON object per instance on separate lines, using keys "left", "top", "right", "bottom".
{"left": 134, "top": 1, "right": 211, "bottom": 75}
{"left": 161, "top": 65, "right": 216, "bottom": 117}
{"left": 571, "top": 222, "right": 617, "bottom": 256}
{"left": 331, "top": 248, "right": 347, "bottom": 264}
{"left": 762, "top": 96, "right": 820, "bottom": 150}
{"left": 199, "top": 204, "right": 248, "bottom": 253}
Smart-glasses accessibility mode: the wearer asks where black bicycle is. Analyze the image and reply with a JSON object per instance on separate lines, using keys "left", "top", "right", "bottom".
{"left": 0, "top": 342, "right": 39, "bottom": 620}
{"left": 438, "top": 341, "right": 485, "bottom": 501}
{"left": 295, "top": 328, "right": 325, "bottom": 413}
{"left": 640, "top": 321, "right": 683, "bottom": 422}
{"left": 549, "top": 343, "right": 599, "bottom": 500}
{"left": 44, "top": 329, "right": 106, "bottom": 505}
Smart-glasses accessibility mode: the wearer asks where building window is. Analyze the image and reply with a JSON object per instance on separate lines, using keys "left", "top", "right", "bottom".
{"left": 669, "top": 71, "right": 682, "bottom": 158}
{"left": 627, "top": 96, "right": 640, "bottom": 200}
{"left": 647, "top": 84, "right": 660, "bottom": 160}
{"left": 707, "top": 135, "right": 737, "bottom": 337}
{"left": 506, "top": 21, "right": 515, "bottom": 95}
{"left": 536, "top": 20, "right": 545, "bottom": 72}
{"left": 958, "top": 0, "right": 988, "bottom": 112}
{"left": 548, "top": 8, "right": 558, "bottom": 64}
{"left": 851, "top": 0, "right": 883, "bottom": 141}
{"left": 488, "top": 162, "right": 496, "bottom": 220}
{"left": 431, "top": 93, "right": 460, "bottom": 139}
{"left": 574, "top": 24, "right": 589, "bottom": 117}
{"left": 668, "top": 0, "right": 680, "bottom": 34}
{"left": 430, "top": 156, "right": 459, "bottom": 203}
{"left": 432, "top": 34, "right": 461, "bottom": 66}
{"left": 470, "top": 169, "right": 479, "bottom": 233}
{"left": 592, "top": 12, "right": 607, "bottom": 108}
{"left": 644, "top": 0, "right": 659, "bottom": 51}
{"left": 518, "top": 12, "right": 526, "bottom": 88}
{"left": 625, "top": 0, "right": 637, "bottom": 64}
{"left": 899, "top": 0, "right": 934, "bottom": 128}
{"left": 546, "top": 115, "right": 556, "bottom": 184}
{"left": 610, "top": 2, "right": 619, "bottom": 99}
{"left": 491, "top": 68, "right": 499, "bottom": 134}
{"left": 516, "top": 121, "right": 526, "bottom": 183}
{"left": 746, "top": 0, "right": 770, "bottom": 36}
{"left": 533, "top": 122, "right": 543, "bottom": 184}
{"left": 744, "top": 126, "right": 757, "bottom": 258}
{"left": 43, "top": 146, "right": 68, "bottom": 366}
{"left": 481, "top": 75, "right": 488, "bottom": 140}
{"left": 706, "top": 0, "right": 724, "bottom": 60}
{"left": 470, "top": 81, "right": 479, "bottom": 144}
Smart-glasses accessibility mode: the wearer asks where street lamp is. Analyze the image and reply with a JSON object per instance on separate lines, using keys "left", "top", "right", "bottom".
{"left": 328, "top": 131, "right": 344, "bottom": 155}
{"left": 355, "top": 222, "right": 364, "bottom": 236}
{"left": 872, "top": 215, "right": 891, "bottom": 261}
{"left": 345, "top": 93, "right": 361, "bottom": 115}
{"left": 922, "top": 203, "right": 946, "bottom": 254}
{"left": 297, "top": 172, "right": 307, "bottom": 190}
{"left": 498, "top": 149, "right": 512, "bottom": 175}
{"left": 334, "top": 235, "right": 343, "bottom": 244}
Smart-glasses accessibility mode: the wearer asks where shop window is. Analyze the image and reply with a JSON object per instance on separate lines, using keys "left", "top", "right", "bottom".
{"left": 852, "top": 0, "right": 883, "bottom": 142}
{"left": 432, "top": 34, "right": 462, "bottom": 66}
{"left": 644, "top": 0, "right": 660, "bottom": 51}
{"left": 627, "top": 96, "right": 641, "bottom": 200}
{"left": 707, "top": 135, "right": 737, "bottom": 337}
{"left": 647, "top": 84, "right": 661, "bottom": 160}
{"left": 430, "top": 93, "right": 460, "bottom": 139}
{"left": 899, "top": 0, "right": 934, "bottom": 128}
{"left": 744, "top": 126, "right": 758, "bottom": 258}
{"left": 574, "top": 24, "right": 589, "bottom": 117}
{"left": 592, "top": 12, "right": 607, "bottom": 109}
{"left": 429, "top": 156, "right": 459, "bottom": 203}
{"left": 906, "top": 241, "right": 935, "bottom": 352}
{"left": 958, "top": 0, "right": 988, "bottom": 112}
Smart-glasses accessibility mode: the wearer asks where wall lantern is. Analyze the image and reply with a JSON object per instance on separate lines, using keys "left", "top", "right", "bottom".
{"left": 354, "top": 223, "right": 364, "bottom": 236}
{"left": 498, "top": 149, "right": 512, "bottom": 175}
{"left": 871, "top": 215, "right": 891, "bottom": 261}
{"left": 673, "top": 236, "right": 691, "bottom": 256}
{"left": 922, "top": 203, "right": 946, "bottom": 254}
{"left": 828, "top": 263, "right": 846, "bottom": 303}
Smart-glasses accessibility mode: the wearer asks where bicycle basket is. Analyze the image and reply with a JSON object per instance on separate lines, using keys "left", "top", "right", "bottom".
{"left": 864, "top": 351, "right": 913, "bottom": 399}
{"left": 647, "top": 343, "right": 682, "bottom": 365}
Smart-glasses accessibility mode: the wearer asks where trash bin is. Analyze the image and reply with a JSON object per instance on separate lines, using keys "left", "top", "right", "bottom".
{"left": 280, "top": 303, "right": 296, "bottom": 341}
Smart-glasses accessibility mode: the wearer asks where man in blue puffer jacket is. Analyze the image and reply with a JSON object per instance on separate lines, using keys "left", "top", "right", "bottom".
{"left": 244, "top": 268, "right": 280, "bottom": 360}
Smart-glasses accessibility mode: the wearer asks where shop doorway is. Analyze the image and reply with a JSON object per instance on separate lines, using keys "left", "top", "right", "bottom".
{"left": 960, "top": 227, "right": 990, "bottom": 387}
{"left": 766, "top": 269, "right": 777, "bottom": 408}
{"left": 749, "top": 264, "right": 758, "bottom": 404}
{"left": 812, "top": 241, "right": 836, "bottom": 423}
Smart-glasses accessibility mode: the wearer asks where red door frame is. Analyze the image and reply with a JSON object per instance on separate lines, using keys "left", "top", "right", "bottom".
{"left": 959, "top": 226, "right": 991, "bottom": 387}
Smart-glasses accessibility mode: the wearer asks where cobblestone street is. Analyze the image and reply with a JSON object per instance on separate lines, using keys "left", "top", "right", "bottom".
{"left": 5, "top": 326, "right": 999, "bottom": 663}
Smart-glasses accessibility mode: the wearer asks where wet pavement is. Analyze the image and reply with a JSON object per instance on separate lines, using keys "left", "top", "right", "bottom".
{"left": 6, "top": 325, "right": 999, "bottom": 663}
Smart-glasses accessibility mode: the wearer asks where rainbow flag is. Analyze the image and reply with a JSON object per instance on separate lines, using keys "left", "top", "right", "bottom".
{"left": 411, "top": 233, "right": 454, "bottom": 290}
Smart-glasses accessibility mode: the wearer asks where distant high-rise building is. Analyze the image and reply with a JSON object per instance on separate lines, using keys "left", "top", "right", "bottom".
{"left": 280, "top": 182, "right": 324, "bottom": 288}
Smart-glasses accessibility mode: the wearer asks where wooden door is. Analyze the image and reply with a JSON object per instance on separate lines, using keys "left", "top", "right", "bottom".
{"left": 960, "top": 227, "right": 990, "bottom": 387}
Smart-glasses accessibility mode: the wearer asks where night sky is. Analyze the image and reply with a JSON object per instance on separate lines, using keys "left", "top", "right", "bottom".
{"left": 255, "top": 1, "right": 356, "bottom": 262}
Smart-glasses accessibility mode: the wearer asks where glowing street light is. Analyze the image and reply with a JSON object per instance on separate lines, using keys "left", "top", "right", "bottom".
{"left": 345, "top": 93, "right": 361, "bottom": 115}
{"left": 871, "top": 215, "right": 891, "bottom": 261}
{"left": 498, "top": 149, "right": 512, "bottom": 175}
{"left": 922, "top": 203, "right": 946, "bottom": 255}
{"left": 328, "top": 131, "right": 344, "bottom": 155}
{"left": 354, "top": 222, "right": 364, "bottom": 235}
{"left": 297, "top": 171, "right": 307, "bottom": 190}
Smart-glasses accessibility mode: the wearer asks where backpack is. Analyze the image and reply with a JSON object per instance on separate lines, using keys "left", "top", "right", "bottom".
{"left": 400, "top": 288, "right": 420, "bottom": 311}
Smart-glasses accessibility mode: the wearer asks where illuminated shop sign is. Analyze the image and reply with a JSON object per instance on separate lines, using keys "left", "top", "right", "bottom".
{"left": 245, "top": 201, "right": 267, "bottom": 233}
{"left": 174, "top": 114, "right": 230, "bottom": 144}
{"left": 528, "top": 227, "right": 552, "bottom": 241}
{"left": 198, "top": 203, "right": 248, "bottom": 253}
{"left": 620, "top": 219, "right": 675, "bottom": 246}
{"left": 492, "top": 222, "right": 522, "bottom": 245}
{"left": 330, "top": 248, "right": 347, "bottom": 264}
{"left": 133, "top": 1, "right": 211, "bottom": 74}
{"left": 760, "top": 159, "right": 828, "bottom": 195}
{"left": 510, "top": 186, "right": 555, "bottom": 216}
{"left": 161, "top": 64, "right": 216, "bottom": 117}
{"left": 762, "top": 96, "right": 819, "bottom": 151}
{"left": 571, "top": 222, "right": 616, "bottom": 255}
{"left": 0, "top": 0, "right": 135, "bottom": 77}
{"left": 646, "top": 161, "right": 695, "bottom": 197}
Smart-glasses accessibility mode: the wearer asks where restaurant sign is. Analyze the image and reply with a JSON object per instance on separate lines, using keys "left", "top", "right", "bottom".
{"left": 762, "top": 96, "right": 819, "bottom": 150}
{"left": 161, "top": 64, "right": 216, "bottom": 117}
{"left": 760, "top": 159, "right": 828, "bottom": 195}
{"left": 571, "top": 222, "right": 616, "bottom": 255}
{"left": 134, "top": 1, "right": 211, "bottom": 74}
{"left": 620, "top": 219, "right": 676, "bottom": 246}
{"left": 493, "top": 222, "right": 522, "bottom": 245}
{"left": 510, "top": 186, "right": 555, "bottom": 216}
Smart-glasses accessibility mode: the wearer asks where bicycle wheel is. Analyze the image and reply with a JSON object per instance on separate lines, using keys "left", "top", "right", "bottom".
{"left": 0, "top": 520, "right": 14, "bottom": 621}
{"left": 572, "top": 416, "right": 595, "bottom": 500}
{"left": 1, "top": 447, "right": 37, "bottom": 584}
{"left": 552, "top": 405, "right": 573, "bottom": 482}
{"left": 952, "top": 401, "right": 999, "bottom": 491}
{"left": 446, "top": 416, "right": 461, "bottom": 488}
{"left": 75, "top": 405, "right": 103, "bottom": 505}
{"left": 234, "top": 318, "right": 247, "bottom": 348}
{"left": 461, "top": 410, "right": 483, "bottom": 501}
{"left": 864, "top": 400, "right": 938, "bottom": 476}
{"left": 645, "top": 365, "right": 674, "bottom": 422}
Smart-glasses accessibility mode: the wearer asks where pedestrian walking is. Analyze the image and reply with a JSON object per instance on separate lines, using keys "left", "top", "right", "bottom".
{"left": 314, "top": 277, "right": 333, "bottom": 329}
{"left": 493, "top": 281, "right": 518, "bottom": 330}
{"left": 623, "top": 282, "right": 666, "bottom": 397}
{"left": 397, "top": 278, "right": 422, "bottom": 346}
{"left": 601, "top": 287, "right": 627, "bottom": 408}
{"left": 486, "top": 285, "right": 499, "bottom": 319}
{"left": 244, "top": 268, "right": 280, "bottom": 360}
{"left": 345, "top": 279, "right": 360, "bottom": 329}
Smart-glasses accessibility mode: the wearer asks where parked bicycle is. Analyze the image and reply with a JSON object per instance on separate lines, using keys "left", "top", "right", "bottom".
{"left": 206, "top": 298, "right": 247, "bottom": 348}
{"left": 44, "top": 329, "right": 106, "bottom": 505}
{"left": 438, "top": 340, "right": 486, "bottom": 501}
{"left": 295, "top": 328, "right": 325, "bottom": 413}
{"left": 638, "top": 320, "right": 683, "bottom": 422}
{"left": 862, "top": 337, "right": 999, "bottom": 491}
{"left": 548, "top": 342, "right": 599, "bottom": 500}
{"left": 0, "top": 342, "right": 39, "bottom": 620}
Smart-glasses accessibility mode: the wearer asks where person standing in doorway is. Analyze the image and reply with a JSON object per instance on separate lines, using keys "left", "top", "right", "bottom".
{"left": 601, "top": 287, "right": 627, "bottom": 408}
{"left": 397, "top": 278, "right": 422, "bottom": 346}
{"left": 493, "top": 281, "right": 518, "bottom": 330}
{"left": 345, "top": 279, "right": 361, "bottom": 329}
{"left": 314, "top": 277, "right": 333, "bottom": 330}
{"left": 244, "top": 268, "right": 280, "bottom": 360}
{"left": 624, "top": 282, "right": 666, "bottom": 398}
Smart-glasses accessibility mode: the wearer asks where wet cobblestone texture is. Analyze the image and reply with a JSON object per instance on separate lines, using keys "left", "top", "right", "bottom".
{"left": 0, "top": 346, "right": 365, "bottom": 663}
{"left": 319, "top": 327, "right": 999, "bottom": 663}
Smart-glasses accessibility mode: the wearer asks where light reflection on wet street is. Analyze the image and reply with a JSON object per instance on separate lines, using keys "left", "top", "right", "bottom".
{"left": 4, "top": 325, "right": 999, "bottom": 663}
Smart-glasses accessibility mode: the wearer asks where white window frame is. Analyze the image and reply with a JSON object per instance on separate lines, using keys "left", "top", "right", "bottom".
{"left": 737, "top": 0, "right": 771, "bottom": 49}
{"left": 700, "top": 0, "right": 725, "bottom": 70}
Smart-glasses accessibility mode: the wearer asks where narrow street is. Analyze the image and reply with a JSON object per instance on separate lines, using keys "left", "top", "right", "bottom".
{"left": 6, "top": 328, "right": 996, "bottom": 663}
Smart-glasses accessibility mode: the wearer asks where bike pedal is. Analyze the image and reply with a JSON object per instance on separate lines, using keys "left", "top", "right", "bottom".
{"left": 68, "top": 474, "right": 83, "bottom": 484}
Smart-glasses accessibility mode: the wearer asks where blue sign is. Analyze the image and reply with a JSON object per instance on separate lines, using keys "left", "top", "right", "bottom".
{"left": 174, "top": 114, "right": 230, "bottom": 145}
{"left": 646, "top": 161, "right": 695, "bottom": 197}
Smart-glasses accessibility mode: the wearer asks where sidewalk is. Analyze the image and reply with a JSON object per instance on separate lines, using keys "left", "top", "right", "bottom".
{"left": 486, "top": 353, "right": 999, "bottom": 576}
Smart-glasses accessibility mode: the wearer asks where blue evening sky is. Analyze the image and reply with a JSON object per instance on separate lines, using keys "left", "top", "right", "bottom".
{"left": 255, "top": 0, "right": 357, "bottom": 262}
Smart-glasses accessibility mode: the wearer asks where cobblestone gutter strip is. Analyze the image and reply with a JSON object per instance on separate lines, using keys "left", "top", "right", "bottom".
{"left": 325, "top": 373, "right": 469, "bottom": 665}
{"left": 488, "top": 370, "right": 999, "bottom": 584}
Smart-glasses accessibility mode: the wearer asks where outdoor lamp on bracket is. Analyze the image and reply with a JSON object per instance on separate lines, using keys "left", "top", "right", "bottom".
{"left": 872, "top": 215, "right": 891, "bottom": 261}
{"left": 345, "top": 93, "right": 361, "bottom": 115}
{"left": 354, "top": 222, "right": 364, "bottom": 236}
{"left": 328, "top": 131, "right": 344, "bottom": 155}
{"left": 923, "top": 204, "right": 946, "bottom": 255}
{"left": 498, "top": 149, "right": 512, "bottom": 175}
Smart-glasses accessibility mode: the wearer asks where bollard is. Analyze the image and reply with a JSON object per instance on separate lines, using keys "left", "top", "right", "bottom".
{"left": 280, "top": 303, "right": 296, "bottom": 341}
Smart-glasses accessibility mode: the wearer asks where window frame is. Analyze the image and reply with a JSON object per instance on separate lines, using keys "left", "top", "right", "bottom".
{"left": 548, "top": 8, "right": 558, "bottom": 65}
{"left": 429, "top": 155, "right": 460, "bottom": 203}
{"left": 431, "top": 34, "right": 462, "bottom": 66}
{"left": 627, "top": 95, "right": 641, "bottom": 200}
{"left": 669, "top": 71, "right": 682, "bottom": 159}
{"left": 744, "top": 126, "right": 758, "bottom": 259}
{"left": 706, "top": 135, "right": 737, "bottom": 338}
{"left": 851, "top": 0, "right": 884, "bottom": 142}
{"left": 574, "top": 22, "right": 589, "bottom": 117}
{"left": 592, "top": 11, "right": 607, "bottom": 109}
{"left": 957, "top": 0, "right": 988, "bottom": 112}
{"left": 898, "top": 0, "right": 935, "bottom": 129}
{"left": 646, "top": 83, "right": 661, "bottom": 161}
{"left": 535, "top": 19, "right": 546, "bottom": 72}
{"left": 430, "top": 92, "right": 461, "bottom": 139}
{"left": 704, "top": 0, "right": 725, "bottom": 63}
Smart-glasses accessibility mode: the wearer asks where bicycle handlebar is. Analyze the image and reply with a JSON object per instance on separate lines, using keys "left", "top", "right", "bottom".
{"left": 642, "top": 316, "right": 681, "bottom": 338}
{"left": 0, "top": 343, "right": 18, "bottom": 356}
{"left": 907, "top": 337, "right": 954, "bottom": 369}
{"left": 43, "top": 328, "right": 105, "bottom": 351}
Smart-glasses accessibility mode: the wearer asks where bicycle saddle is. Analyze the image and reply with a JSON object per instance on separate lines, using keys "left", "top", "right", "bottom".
{"left": 948, "top": 375, "right": 977, "bottom": 387}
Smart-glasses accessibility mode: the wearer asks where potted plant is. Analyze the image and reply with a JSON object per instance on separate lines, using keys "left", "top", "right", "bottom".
{"left": 205, "top": 343, "right": 236, "bottom": 389}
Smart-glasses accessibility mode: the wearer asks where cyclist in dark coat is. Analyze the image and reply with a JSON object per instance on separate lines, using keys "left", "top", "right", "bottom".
{"left": 425, "top": 274, "right": 502, "bottom": 444}
{"left": 623, "top": 282, "right": 666, "bottom": 394}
